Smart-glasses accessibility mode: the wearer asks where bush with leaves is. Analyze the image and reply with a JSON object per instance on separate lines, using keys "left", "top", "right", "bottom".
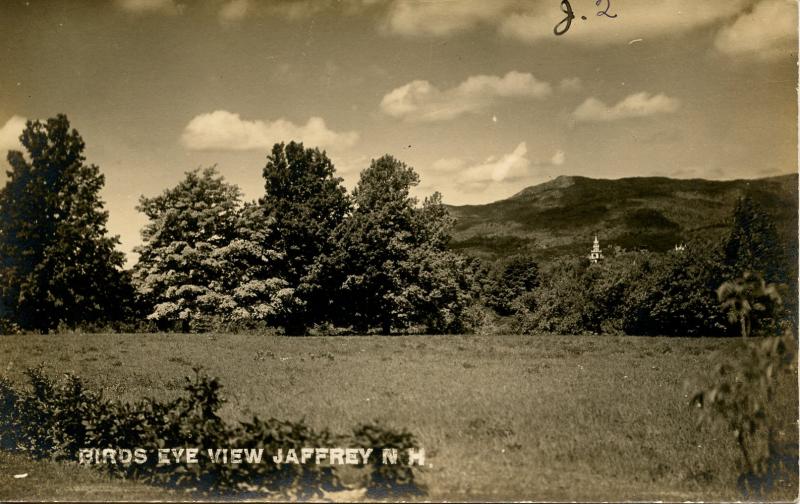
{"left": 691, "top": 274, "right": 797, "bottom": 497}
{"left": 717, "top": 272, "right": 785, "bottom": 338}
{"left": 0, "top": 367, "right": 111, "bottom": 459}
{"left": 353, "top": 422, "right": 426, "bottom": 499}
{"left": 0, "top": 368, "right": 342, "bottom": 498}
{"left": 691, "top": 327, "right": 797, "bottom": 497}
{"left": 0, "top": 368, "right": 430, "bottom": 499}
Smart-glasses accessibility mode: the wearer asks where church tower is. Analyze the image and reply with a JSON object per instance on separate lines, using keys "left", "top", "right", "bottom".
{"left": 588, "top": 235, "right": 604, "bottom": 263}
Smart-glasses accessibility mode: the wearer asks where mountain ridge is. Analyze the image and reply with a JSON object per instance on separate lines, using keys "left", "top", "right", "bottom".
{"left": 446, "top": 173, "right": 798, "bottom": 261}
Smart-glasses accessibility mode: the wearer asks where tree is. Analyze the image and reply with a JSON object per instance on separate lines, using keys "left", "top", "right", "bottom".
{"left": 724, "top": 197, "right": 786, "bottom": 284}
{"left": 514, "top": 255, "right": 590, "bottom": 334}
{"left": 259, "top": 142, "right": 351, "bottom": 333}
{"left": 484, "top": 255, "right": 540, "bottom": 316}
{"left": 401, "top": 192, "right": 478, "bottom": 333}
{"left": 515, "top": 243, "right": 730, "bottom": 336}
{"left": 401, "top": 248, "right": 478, "bottom": 334}
{"left": 723, "top": 197, "right": 794, "bottom": 331}
{"left": 334, "top": 155, "right": 420, "bottom": 334}
{"left": 413, "top": 191, "right": 453, "bottom": 251}
{"left": 133, "top": 167, "right": 289, "bottom": 331}
{"left": 0, "top": 114, "right": 128, "bottom": 331}
{"left": 333, "top": 158, "right": 478, "bottom": 334}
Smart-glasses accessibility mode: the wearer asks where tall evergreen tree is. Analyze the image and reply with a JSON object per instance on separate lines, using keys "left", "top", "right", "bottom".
{"left": 0, "top": 114, "right": 128, "bottom": 331}
{"left": 259, "top": 142, "right": 351, "bottom": 333}
{"left": 723, "top": 196, "right": 794, "bottom": 331}
{"left": 724, "top": 196, "right": 786, "bottom": 284}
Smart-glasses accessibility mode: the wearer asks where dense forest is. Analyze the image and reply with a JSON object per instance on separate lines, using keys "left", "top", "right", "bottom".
{"left": 0, "top": 115, "right": 795, "bottom": 337}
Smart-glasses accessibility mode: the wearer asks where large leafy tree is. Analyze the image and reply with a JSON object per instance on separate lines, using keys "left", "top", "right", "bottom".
{"left": 333, "top": 156, "right": 474, "bottom": 334}
{"left": 259, "top": 142, "right": 351, "bottom": 333}
{"left": 484, "top": 255, "right": 540, "bottom": 316}
{"left": 400, "top": 247, "right": 478, "bottom": 334}
{"left": 334, "top": 155, "right": 419, "bottom": 334}
{"left": 0, "top": 114, "right": 128, "bottom": 332}
{"left": 402, "top": 192, "right": 478, "bottom": 333}
{"left": 133, "top": 167, "right": 290, "bottom": 331}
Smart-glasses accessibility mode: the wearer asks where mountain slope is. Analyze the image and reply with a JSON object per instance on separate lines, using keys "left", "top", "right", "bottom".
{"left": 447, "top": 173, "right": 798, "bottom": 261}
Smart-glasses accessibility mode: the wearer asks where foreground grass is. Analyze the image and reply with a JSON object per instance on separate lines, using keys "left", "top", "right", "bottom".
{"left": 0, "top": 333, "right": 797, "bottom": 501}
{"left": 0, "top": 450, "right": 173, "bottom": 501}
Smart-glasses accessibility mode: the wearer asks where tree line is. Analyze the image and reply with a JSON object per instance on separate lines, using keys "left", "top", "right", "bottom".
{"left": 0, "top": 115, "right": 478, "bottom": 335}
{"left": 0, "top": 115, "right": 793, "bottom": 336}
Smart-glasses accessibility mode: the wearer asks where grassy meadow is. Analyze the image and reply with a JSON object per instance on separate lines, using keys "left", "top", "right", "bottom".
{"left": 0, "top": 333, "right": 797, "bottom": 501}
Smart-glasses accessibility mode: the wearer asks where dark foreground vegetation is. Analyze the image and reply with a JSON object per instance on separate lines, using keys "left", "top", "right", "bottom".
{"left": 0, "top": 114, "right": 796, "bottom": 337}
{"left": 0, "top": 367, "right": 425, "bottom": 499}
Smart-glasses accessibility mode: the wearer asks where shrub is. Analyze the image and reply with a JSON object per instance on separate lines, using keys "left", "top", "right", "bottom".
{"left": 353, "top": 422, "right": 426, "bottom": 499}
{"left": 691, "top": 275, "right": 798, "bottom": 498}
{"left": 691, "top": 329, "right": 797, "bottom": 497}
{"left": 0, "top": 368, "right": 337, "bottom": 497}
{"left": 5, "top": 367, "right": 102, "bottom": 459}
{"left": 0, "top": 318, "right": 22, "bottom": 335}
{"left": 0, "top": 368, "right": 426, "bottom": 499}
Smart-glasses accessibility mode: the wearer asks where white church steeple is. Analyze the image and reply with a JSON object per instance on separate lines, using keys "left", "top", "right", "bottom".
{"left": 588, "top": 235, "right": 604, "bottom": 263}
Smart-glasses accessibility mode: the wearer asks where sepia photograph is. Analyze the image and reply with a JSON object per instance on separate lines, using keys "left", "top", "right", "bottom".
{"left": 0, "top": 0, "right": 798, "bottom": 501}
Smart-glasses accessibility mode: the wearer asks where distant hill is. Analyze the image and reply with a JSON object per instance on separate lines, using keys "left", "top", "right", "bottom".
{"left": 446, "top": 173, "right": 798, "bottom": 262}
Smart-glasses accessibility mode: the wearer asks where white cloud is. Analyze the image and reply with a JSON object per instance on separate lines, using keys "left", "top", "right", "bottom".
{"left": 422, "top": 142, "right": 573, "bottom": 204}
{"left": 0, "top": 115, "right": 26, "bottom": 156}
{"left": 380, "top": 71, "right": 551, "bottom": 122}
{"left": 714, "top": 0, "right": 798, "bottom": 61}
{"left": 455, "top": 142, "right": 531, "bottom": 186}
{"left": 430, "top": 143, "right": 568, "bottom": 186}
{"left": 116, "top": 0, "right": 180, "bottom": 14}
{"left": 572, "top": 92, "right": 680, "bottom": 123}
{"left": 219, "top": 0, "right": 249, "bottom": 22}
{"left": 181, "top": 110, "right": 359, "bottom": 151}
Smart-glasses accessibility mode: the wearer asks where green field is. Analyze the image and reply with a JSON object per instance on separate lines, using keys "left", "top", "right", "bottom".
{"left": 1, "top": 333, "right": 797, "bottom": 501}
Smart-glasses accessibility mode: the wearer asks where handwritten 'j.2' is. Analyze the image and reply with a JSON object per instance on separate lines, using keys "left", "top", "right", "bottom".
{"left": 554, "top": 0, "right": 617, "bottom": 36}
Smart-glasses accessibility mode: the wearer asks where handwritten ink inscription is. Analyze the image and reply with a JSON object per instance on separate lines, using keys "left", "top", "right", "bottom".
{"left": 554, "top": 0, "right": 617, "bottom": 36}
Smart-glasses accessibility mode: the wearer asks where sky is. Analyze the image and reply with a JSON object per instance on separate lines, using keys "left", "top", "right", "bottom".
{"left": 0, "top": 0, "right": 797, "bottom": 263}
